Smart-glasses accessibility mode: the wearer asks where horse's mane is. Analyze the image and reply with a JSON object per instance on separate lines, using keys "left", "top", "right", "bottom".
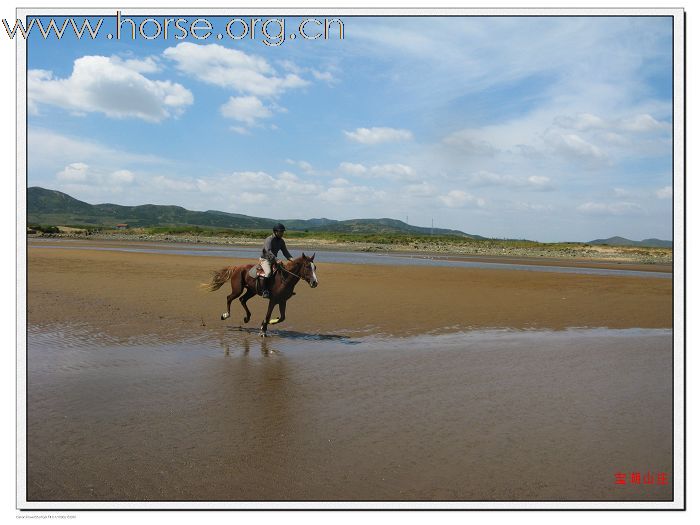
{"left": 282, "top": 256, "right": 304, "bottom": 270}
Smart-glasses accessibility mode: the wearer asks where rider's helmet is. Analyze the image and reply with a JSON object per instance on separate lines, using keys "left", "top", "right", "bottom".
{"left": 273, "top": 223, "right": 286, "bottom": 233}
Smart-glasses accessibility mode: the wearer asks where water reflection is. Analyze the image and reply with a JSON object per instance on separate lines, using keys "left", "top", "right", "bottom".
{"left": 215, "top": 332, "right": 295, "bottom": 464}
{"left": 219, "top": 325, "right": 360, "bottom": 348}
{"left": 26, "top": 322, "right": 673, "bottom": 501}
{"left": 217, "top": 330, "right": 283, "bottom": 357}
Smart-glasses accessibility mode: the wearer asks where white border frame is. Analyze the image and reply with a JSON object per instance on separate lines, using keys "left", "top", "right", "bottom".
{"left": 15, "top": 6, "right": 685, "bottom": 511}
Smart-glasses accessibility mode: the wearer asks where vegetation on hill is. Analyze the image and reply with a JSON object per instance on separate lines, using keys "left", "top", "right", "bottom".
{"left": 27, "top": 186, "right": 472, "bottom": 237}
{"left": 26, "top": 187, "right": 672, "bottom": 263}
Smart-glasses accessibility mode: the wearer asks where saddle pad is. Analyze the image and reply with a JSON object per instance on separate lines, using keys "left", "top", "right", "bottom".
{"left": 248, "top": 265, "right": 265, "bottom": 279}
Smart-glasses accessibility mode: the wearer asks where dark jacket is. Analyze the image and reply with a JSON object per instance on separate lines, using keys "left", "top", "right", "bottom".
{"left": 262, "top": 234, "right": 293, "bottom": 261}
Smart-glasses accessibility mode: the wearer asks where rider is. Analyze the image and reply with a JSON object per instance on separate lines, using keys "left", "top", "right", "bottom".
{"left": 259, "top": 223, "right": 293, "bottom": 298}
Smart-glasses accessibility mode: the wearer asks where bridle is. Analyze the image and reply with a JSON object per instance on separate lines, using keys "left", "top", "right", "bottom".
{"left": 278, "top": 261, "right": 309, "bottom": 282}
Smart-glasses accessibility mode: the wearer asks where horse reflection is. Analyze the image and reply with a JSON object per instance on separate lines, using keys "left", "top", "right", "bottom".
{"left": 219, "top": 333, "right": 280, "bottom": 357}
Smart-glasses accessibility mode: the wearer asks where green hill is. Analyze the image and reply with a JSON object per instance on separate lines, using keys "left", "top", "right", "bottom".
{"left": 27, "top": 187, "right": 474, "bottom": 237}
{"left": 28, "top": 187, "right": 277, "bottom": 229}
{"left": 588, "top": 236, "right": 672, "bottom": 248}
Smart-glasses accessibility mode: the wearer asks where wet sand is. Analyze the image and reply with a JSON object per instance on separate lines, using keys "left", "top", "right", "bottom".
{"left": 27, "top": 246, "right": 672, "bottom": 339}
{"left": 27, "top": 327, "right": 672, "bottom": 503}
{"left": 25, "top": 245, "right": 674, "bottom": 503}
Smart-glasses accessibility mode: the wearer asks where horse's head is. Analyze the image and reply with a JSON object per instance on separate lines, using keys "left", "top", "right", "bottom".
{"left": 299, "top": 252, "right": 318, "bottom": 288}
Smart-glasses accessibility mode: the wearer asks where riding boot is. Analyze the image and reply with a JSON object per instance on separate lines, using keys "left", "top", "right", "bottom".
{"left": 261, "top": 277, "right": 270, "bottom": 298}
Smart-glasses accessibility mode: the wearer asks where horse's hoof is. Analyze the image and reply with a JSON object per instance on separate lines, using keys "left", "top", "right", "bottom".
{"left": 221, "top": 312, "right": 230, "bottom": 320}
{"left": 260, "top": 332, "right": 267, "bottom": 338}
{"left": 243, "top": 316, "right": 250, "bottom": 324}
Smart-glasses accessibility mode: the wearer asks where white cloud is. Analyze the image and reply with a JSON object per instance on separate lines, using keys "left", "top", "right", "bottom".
{"left": 55, "top": 163, "right": 136, "bottom": 189}
{"left": 468, "top": 170, "right": 553, "bottom": 190}
{"left": 275, "top": 171, "right": 320, "bottom": 194}
{"left": 110, "top": 55, "right": 161, "bottom": 74}
{"left": 602, "top": 132, "right": 628, "bottom": 146}
{"left": 29, "top": 129, "right": 169, "bottom": 172}
{"left": 554, "top": 112, "right": 668, "bottom": 135}
{"left": 230, "top": 126, "right": 250, "bottom": 135}
{"left": 110, "top": 169, "right": 135, "bottom": 184}
{"left": 338, "top": 162, "right": 418, "bottom": 182}
{"left": 228, "top": 171, "right": 274, "bottom": 187}
{"left": 280, "top": 59, "right": 338, "bottom": 84}
{"left": 195, "top": 179, "right": 216, "bottom": 193}
{"left": 404, "top": 182, "right": 437, "bottom": 197}
{"left": 320, "top": 185, "right": 386, "bottom": 204}
{"left": 509, "top": 201, "right": 555, "bottom": 212}
{"left": 439, "top": 190, "right": 486, "bottom": 209}
{"left": 312, "top": 70, "right": 335, "bottom": 83}
{"left": 163, "top": 42, "right": 308, "bottom": 97}
{"left": 619, "top": 114, "right": 668, "bottom": 133}
{"left": 561, "top": 134, "right": 605, "bottom": 159}
{"left": 554, "top": 113, "right": 606, "bottom": 131}
{"left": 545, "top": 130, "right": 608, "bottom": 164}
{"left": 343, "top": 127, "right": 413, "bottom": 145}
{"left": 224, "top": 170, "right": 321, "bottom": 196}
{"left": 29, "top": 56, "right": 193, "bottom": 122}
{"left": 577, "top": 201, "right": 643, "bottom": 216}
{"left": 239, "top": 192, "right": 267, "bottom": 204}
{"left": 286, "top": 159, "right": 315, "bottom": 174}
{"left": 656, "top": 186, "right": 672, "bottom": 199}
{"left": 220, "top": 96, "right": 272, "bottom": 125}
{"left": 349, "top": 18, "right": 671, "bottom": 121}
{"left": 151, "top": 175, "right": 195, "bottom": 192}
{"left": 442, "top": 131, "right": 497, "bottom": 156}
{"left": 527, "top": 175, "right": 552, "bottom": 188}
{"left": 298, "top": 161, "right": 314, "bottom": 173}
{"left": 368, "top": 163, "right": 417, "bottom": 181}
{"left": 162, "top": 43, "right": 313, "bottom": 131}
{"left": 339, "top": 162, "right": 368, "bottom": 175}
{"left": 56, "top": 162, "right": 89, "bottom": 182}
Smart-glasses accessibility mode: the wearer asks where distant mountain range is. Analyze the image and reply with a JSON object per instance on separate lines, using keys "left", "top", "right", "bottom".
{"left": 588, "top": 236, "right": 672, "bottom": 248}
{"left": 27, "top": 187, "right": 482, "bottom": 238}
{"left": 26, "top": 187, "right": 673, "bottom": 246}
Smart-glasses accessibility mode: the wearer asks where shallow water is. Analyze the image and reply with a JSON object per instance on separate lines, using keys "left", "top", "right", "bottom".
{"left": 26, "top": 324, "right": 673, "bottom": 503}
{"left": 28, "top": 238, "right": 671, "bottom": 278}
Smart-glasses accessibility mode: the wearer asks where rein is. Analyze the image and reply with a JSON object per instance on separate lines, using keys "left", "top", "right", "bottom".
{"left": 278, "top": 262, "right": 305, "bottom": 282}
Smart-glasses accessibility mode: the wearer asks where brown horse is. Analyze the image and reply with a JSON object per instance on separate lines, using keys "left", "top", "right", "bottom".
{"left": 204, "top": 253, "right": 318, "bottom": 336}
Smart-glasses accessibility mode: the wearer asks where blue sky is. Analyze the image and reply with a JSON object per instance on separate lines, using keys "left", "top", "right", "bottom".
{"left": 26, "top": 15, "right": 674, "bottom": 242}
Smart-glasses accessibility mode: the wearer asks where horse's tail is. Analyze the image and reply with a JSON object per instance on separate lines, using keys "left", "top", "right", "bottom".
{"left": 201, "top": 266, "right": 237, "bottom": 292}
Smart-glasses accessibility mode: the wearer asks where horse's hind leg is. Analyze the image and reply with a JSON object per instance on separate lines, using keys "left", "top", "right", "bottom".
{"left": 239, "top": 288, "right": 256, "bottom": 324}
{"left": 221, "top": 274, "right": 243, "bottom": 320}
{"left": 221, "top": 292, "right": 237, "bottom": 320}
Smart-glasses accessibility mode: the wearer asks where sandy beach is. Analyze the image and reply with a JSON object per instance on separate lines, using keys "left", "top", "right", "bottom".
{"left": 27, "top": 243, "right": 672, "bottom": 338}
{"left": 25, "top": 243, "right": 674, "bottom": 503}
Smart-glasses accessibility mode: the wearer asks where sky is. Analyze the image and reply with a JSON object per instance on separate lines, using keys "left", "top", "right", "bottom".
{"left": 25, "top": 14, "right": 674, "bottom": 242}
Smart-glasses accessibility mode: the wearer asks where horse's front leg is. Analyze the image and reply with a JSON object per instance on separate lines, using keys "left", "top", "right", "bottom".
{"left": 267, "top": 299, "right": 287, "bottom": 326}
{"left": 276, "top": 300, "right": 287, "bottom": 324}
{"left": 260, "top": 300, "right": 276, "bottom": 337}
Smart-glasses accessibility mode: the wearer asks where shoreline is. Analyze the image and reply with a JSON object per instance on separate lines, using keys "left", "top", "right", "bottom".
{"left": 28, "top": 234, "right": 673, "bottom": 273}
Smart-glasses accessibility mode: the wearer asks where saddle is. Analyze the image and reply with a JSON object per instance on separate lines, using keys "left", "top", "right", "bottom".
{"left": 248, "top": 261, "right": 281, "bottom": 278}
{"left": 248, "top": 264, "right": 266, "bottom": 279}
{"left": 249, "top": 261, "right": 279, "bottom": 296}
